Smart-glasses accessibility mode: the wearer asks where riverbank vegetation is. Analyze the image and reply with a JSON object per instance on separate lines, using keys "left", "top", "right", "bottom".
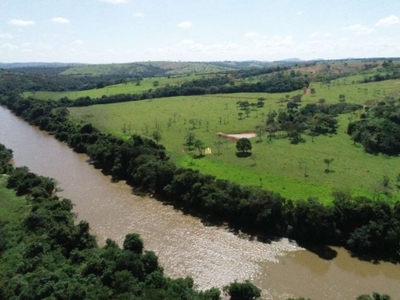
{"left": 1, "top": 90, "right": 400, "bottom": 262}
{"left": 0, "top": 142, "right": 393, "bottom": 299}
{"left": 0, "top": 143, "right": 228, "bottom": 299}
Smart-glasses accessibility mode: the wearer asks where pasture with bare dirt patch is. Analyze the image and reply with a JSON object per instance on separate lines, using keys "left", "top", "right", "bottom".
{"left": 69, "top": 73, "right": 400, "bottom": 204}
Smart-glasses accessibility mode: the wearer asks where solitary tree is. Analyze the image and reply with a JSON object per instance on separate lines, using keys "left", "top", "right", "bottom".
{"left": 236, "top": 138, "right": 252, "bottom": 153}
{"left": 194, "top": 139, "right": 204, "bottom": 156}
{"left": 323, "top": 158, "right": 334, "bottom": 173}
{"left": 255, "top": 125, "right": 264, "bottom": 142}
{"left": 214, "top": 140, "right": 223, "bottom": 155}
{"left": 185, "top": 131, "right": 196, "bottom": 149}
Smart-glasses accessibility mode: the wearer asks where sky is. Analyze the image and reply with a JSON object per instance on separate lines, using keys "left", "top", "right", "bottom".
{"left": 0, "top": 0, "right": 399, "bottom": 63}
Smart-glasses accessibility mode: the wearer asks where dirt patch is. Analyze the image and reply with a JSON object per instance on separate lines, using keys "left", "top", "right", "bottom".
{"left": 217, "top": 132, "right": 257, "bottom": 141}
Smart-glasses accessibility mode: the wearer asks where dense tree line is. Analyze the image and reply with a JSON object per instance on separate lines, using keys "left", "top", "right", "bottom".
{"left": 0, "top": 62, "right": 172, "bottom": 94}
{"left": 0, "top": 69, "right": 127, "bottom": 94}
{"left": 348, "top": 99, "right": 400, "bottom": 155}
{"left": 0, "top": 144, "right": 13, "bottom": 174}
{"left": 1, "top": 95, "right": 400, "bottom": 262}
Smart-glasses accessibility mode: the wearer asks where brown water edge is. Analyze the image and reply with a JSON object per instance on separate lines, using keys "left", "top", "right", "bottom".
{"left": 255, "top": 248, "right": 400, "bottom": 299}
{"left": 1, "top": 106, "right": 400, "bottom": 299}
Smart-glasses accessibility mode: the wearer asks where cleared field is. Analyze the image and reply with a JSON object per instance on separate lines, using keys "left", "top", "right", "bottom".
{"left": 69, "top": 79, "right": 400, "bottom": 203}
{"left": 23, "top": 74, "right": 202, "bottom": 101}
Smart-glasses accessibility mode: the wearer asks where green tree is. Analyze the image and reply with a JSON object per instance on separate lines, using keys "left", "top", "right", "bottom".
{"left": 194, "top": 139, "right": 204, "bottom": 156}
{"left": 185, "top": 131, "right": 196, "bottom": 150}
{"left": 323, "top": 158, "right": 334, "bottom": 173}
{"left": 236, "top": 138, "right": 252, "bottom": 153}
{"left": 123, "top": 233, "right": 144, "bottom": 254}
{"left": 223, "top": 280, "right": 261, "bottom": 300}
{"left": 255, "top": 125, "right": 264, "bottom": 142}
{"left": 356, "top": 293, "right": 391, "bottom": 300}
{"left": 214, "top": 140, "right": 223, "bottom": 155}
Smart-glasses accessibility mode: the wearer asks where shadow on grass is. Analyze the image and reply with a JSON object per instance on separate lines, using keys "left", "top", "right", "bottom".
{"left": 236, "top": 152, "right": 252, "bottom": 158}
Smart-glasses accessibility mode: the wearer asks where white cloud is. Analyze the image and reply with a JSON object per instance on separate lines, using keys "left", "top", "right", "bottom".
{"left": 296, "top": 11, "right": 303, "bottom": 15}
{"left": 0, "top": 34, "right": 13, "bottom": 39}
{"left": 52, "top": 17, "right": 70, "bottom": 24}
{"left": 244, "top": 32, "right": 259, "bottom": 38}
{"left": 343, "top": 24, "right": 375, "bottom": 35}
{"left": 38, "top": 43, "right": 53, "bottom": 50}
{"left": 376, "top": 15, "right": 399, "bottom": 27}
{"left": 2, "top": 43, "right": 18, "bottom": 49}
{"left": 101, "top": 0, "right": 129, "bottom": 3}
{"left": 133, "top": 12, "right": 144, "bottom": 18}
{"left": 72, "top": 40, "right": 83, "bottom": 45}
{"left": 177, "top": 21, "right": 193, "bottom": 28}
{"left": 9, "top": 19, "right": 35, "bottom": 26}
{"left": 309, "top": 32, "right": 332, "bottom": 38}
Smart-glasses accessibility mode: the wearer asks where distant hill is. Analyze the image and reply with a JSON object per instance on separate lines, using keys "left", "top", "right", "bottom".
{"left": 276, "top": 58, "right": 303, "bottom": 62}
{"left": 61, "top": 61, "right": 236, "bottom": 77}
{"left": 0, "top": 62, "right": 84, "bottom": 69}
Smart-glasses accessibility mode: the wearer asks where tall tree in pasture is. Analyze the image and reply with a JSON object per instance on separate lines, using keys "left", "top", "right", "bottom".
{"left": 236, "top": 138, "right": 252, "bottom": 153}
{"left": 185, "top": 131, "right": 196, "bottom": 150}
{"left": 255, "top": 125, "right": 264, "bottom": 142}
{"left": 194, "top": 139, "right": 204, "bottom": 156}
{"left": 323, "top": 158, "right": 334, "bottom": 173}
{"left": 214, "top": 140, "right": 223, "bottom": 155}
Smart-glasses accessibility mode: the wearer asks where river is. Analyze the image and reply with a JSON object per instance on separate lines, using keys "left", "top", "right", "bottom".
{"left": 0, "top": 106, "right": 399, "bottom": 299}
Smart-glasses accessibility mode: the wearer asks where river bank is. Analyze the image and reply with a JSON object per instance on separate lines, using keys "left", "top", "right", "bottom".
{"left": 1, "top": 104, "right": 400, "bottom": 298}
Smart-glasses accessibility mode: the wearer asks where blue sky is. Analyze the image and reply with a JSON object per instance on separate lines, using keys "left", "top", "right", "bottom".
{"left": 1, "top": 0, "right": 399, "bottom": 63}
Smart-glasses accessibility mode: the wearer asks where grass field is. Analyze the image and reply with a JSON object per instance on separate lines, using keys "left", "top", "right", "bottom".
{"left": 23, "top": 74, "right": 203, "bottom": 101}
{"left": 0, "top": 176, "right": 25, "bottom": 222}
{"left": 69, "top": 78, "right": 400, "bottom": 203}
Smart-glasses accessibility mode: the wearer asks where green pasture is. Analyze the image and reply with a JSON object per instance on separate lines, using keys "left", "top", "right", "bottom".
{"left": 0, "top": 176, "right": 25, "bottom": 222}
{"left": 69, "top": 80, "right": 400, "bottom": 203}
{"left": 305, "top": 79, "right": 400, "bottom": 105}
{"left": 22, "top": 74, "right": 202, "bottom": 101}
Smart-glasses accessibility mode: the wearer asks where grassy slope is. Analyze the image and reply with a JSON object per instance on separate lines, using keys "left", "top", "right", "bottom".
{"left": 0, "top": 176, "right": 25, "bottom": 222}
{"left": 69, "top": 78, "right": 400, "bottom": 203}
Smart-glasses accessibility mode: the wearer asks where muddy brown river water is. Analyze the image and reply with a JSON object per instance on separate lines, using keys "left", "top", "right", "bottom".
{"left": 1, "top": 106, "right": 399, "bottom": 299}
